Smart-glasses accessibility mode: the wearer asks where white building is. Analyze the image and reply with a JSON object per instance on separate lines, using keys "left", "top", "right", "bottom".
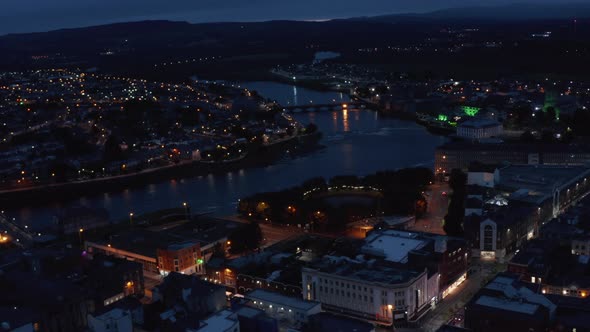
{"left": 457, "top": 119, "right": 503, "bottom": 140}
{"left": 245, "top": 289, "right": 321, "bottom": 327}
{"left": 87, "top": 308, "right": 133, "bottom": 332}
{"left": 192, "top": 309, "right": 240, "bottom": 332}
{"left": 467, "top": 170, "right": 496, "bottom": 188}
{"left": 302, "top": 256, "right": 436, "bottom": 326}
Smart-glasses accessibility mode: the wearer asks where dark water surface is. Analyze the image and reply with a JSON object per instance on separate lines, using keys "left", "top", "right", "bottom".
{"left": 6, "top": 81, "right": 446, "bottom": 229}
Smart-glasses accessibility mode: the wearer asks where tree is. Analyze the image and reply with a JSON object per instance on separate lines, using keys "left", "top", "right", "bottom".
{"left": 540, "top": 130, "right": 555, "bottom": 143}
{"left": 513, "top": 105, "right": 532, "bottom": 124}
{"left": 228, "top": 221, "right": 262, "bottom": 254}
{"left": 444, "top": 169, "right": 467, "bottom": 237}
{"left": 572, "top": 109, "right": 590, "bottom": 137}
{"left": 104, "top": 135, "right": 124, "bottom": 161}
{"left": 305, "top": 123, "right": 318, "bottom": 134}
{"left": 545, "top": 106, "right": 557, "bottom": 123}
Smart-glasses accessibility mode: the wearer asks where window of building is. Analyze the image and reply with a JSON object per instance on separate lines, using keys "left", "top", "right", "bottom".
{"left": 484, "top": 225, "right": 494, "bottom": 251}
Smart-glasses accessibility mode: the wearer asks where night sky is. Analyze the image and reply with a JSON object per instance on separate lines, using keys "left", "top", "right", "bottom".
{"left": 0, "top": 0, "right": 567, "bottom": 35}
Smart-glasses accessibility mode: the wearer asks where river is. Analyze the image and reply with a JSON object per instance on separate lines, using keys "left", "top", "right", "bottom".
{"left": 5, "top": 81, "right": 447, "bottom": 230}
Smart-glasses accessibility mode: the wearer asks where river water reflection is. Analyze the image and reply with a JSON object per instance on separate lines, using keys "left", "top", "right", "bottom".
{"left": 6, "top": 81, "right": 447, "bottom": 229}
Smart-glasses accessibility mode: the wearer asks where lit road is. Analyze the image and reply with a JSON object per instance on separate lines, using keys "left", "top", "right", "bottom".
{"left": 221, "top": 215, "right": 303, "bottom": 248}
{"left": 415, "top": 260, "right": 506, "bottom": 332}
{"left": 259, "top": 223, "right": 301, "bottom": 247}
{"left": 409, "top": 182, "right": 450, "bottom": 235}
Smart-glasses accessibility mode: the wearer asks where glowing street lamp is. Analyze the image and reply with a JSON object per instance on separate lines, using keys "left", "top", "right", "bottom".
{"left": 129, "top": 212, "right": 134, "bottom": 225}
{"left": 183, "top": 202, "right": 190, "bottom": 219}
{"left": 78, "top": 228, "right": 84, "bottom": 246}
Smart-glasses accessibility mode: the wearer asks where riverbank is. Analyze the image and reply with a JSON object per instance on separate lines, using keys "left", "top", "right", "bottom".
{"left": 0, "top": 132, "right": 322, "bottom": 207}
{"left": 264, "top": 73, "right": 451, "bottom": 134}
{"left": 3, "top": 80, "right": 447, "bottom": 228}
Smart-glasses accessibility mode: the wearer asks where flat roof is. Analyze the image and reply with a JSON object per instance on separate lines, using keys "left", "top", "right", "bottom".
{"left": 363, "top": 230, "right": 428, "bottom": 263}
{"left": 234, "top": 306, "right": 264, "bottom": 319}
{"left": 437, "top": 141, "right": 590, "bottom": 154}
{"left": 94, "top": 308, "right": 130, "bottom": 321}
{"left": 459, "top": 119, "right": 501, "bottom": 129}
{"left": 499, "top": 165, "right": 590, "bottom": 191}
{"left": 197, "top": 310, "right": 237, "bottom": 332}
{"left": 497, "top": 165, "right": 590, "bottom": 203}
{"left": 90, "top": 217, "right": 238, "bottom": 257}
{"left": 246, "top": 289, "right": 320, "bottom": 311}
{"left": 305, "top": 257, "right": 422, "bottom": 285}
{"left": 475, "top": 295, "right": 539, "bottom": 315}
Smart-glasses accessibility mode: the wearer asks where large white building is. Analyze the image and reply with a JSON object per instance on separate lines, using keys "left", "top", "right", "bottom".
{"left": 302, "top": 256, "right": 437, "bottom": 326}
{"left": 457, "top": 119, "right": 503, "bottom": 140}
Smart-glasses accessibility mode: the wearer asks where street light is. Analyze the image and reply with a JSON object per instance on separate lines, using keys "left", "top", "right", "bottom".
{"left": 129, "top": 212, "right": 134, "bottom": 225}
{"left": 387, "top": 304, "right": 394, "bottom": 324}
{"left": 78, "top": 228, "right": 84, "bottom": 246}
{"left": 183, "top": 202, "right": 190, "bottom": 219}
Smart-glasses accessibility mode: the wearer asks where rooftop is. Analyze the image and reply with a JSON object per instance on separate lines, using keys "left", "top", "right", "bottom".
{"left": 308, "top": 312, "right": 374, "bottom": 332}
{"left": 156, "top": 272, "right": 225, "bottom": 297}
{"left": 472, "top": 274, "right": 556, "bottom": 316}
{"left": 91, "top": 217, "right": 238, "bottom": 257}
{"left": 196, "top": 309, "right": 238, "bottom": 332}
{"left": 475, "top": 295, "right": 540, "bottom": 315}
{"left": 245, "top": 289, "right": 320, "bottom": 311}
{"left": 459, "top": 118, "right": 501, "bottom": 129}
{"left": 305, "top": 256, "right": 423, "bottom": 286}
{"left": 498, "top": 165, "right": 590, "bottom": 192}
{"left": 92, "top": 308, "right": 130, "bottom": 322}
{"left": 362, "top": 230, "right": 429, "bottom": 263}
{"left": 437, "top": 141, "right": 590, "bottom": 154}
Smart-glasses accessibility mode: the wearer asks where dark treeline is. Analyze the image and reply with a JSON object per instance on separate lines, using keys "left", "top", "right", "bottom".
{"left": 238, "top": 168, "right": 433, "bottom": 231}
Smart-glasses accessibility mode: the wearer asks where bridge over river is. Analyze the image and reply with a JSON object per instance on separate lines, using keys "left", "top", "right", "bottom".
{"left": 283, "top": 101, "right": 371, "bottom": 113}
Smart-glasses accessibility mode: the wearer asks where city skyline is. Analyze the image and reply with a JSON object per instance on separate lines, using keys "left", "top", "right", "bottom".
{"left": 1, "top": 2, "right": 590, "bottom": 331}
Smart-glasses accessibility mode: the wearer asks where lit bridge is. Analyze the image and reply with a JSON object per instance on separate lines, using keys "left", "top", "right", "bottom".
{"left": 282, "top": 102, "right": 370, "bottom": 113}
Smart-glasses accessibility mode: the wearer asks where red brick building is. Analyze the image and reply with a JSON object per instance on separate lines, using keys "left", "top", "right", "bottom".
{"left": 157, "top": 242, "right": 204, "bottom": 275}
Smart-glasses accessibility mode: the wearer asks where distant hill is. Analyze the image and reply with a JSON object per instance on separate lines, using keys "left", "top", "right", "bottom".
{"left": 358, "top": 3, "right": 590, "bottom": 23}
{"left": 0, "top": 10, "right": 589, "bottom": 81}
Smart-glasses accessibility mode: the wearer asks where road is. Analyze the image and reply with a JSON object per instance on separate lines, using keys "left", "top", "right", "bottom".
{"left": 221, "top": 215, "right": 303, "bottom": 248}
{"left": 409, "top": 182, "right": 449, "bottom": 235}
{"left": 387, "top": 259, "right": 505, "bottom": 332}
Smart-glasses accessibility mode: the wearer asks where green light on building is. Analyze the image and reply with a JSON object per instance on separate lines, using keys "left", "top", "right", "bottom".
{"left": 197, "top": 258, "right": 204, "bottom": 264}
{"left": 462, "top": 106, "right": 480, "bottom": 116}
{"left": 438, "top": 114, "right": 448, "bottom": 122}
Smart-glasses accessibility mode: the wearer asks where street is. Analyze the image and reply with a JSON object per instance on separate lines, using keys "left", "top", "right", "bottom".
{"left": 409, "top": 182, "right": 450, "bottom": 235}
{"left": 380, "top": 259, "right": 506, "bottom": 332}
{"left": 221, "top": 215, "right": 302, "bottom": 248}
